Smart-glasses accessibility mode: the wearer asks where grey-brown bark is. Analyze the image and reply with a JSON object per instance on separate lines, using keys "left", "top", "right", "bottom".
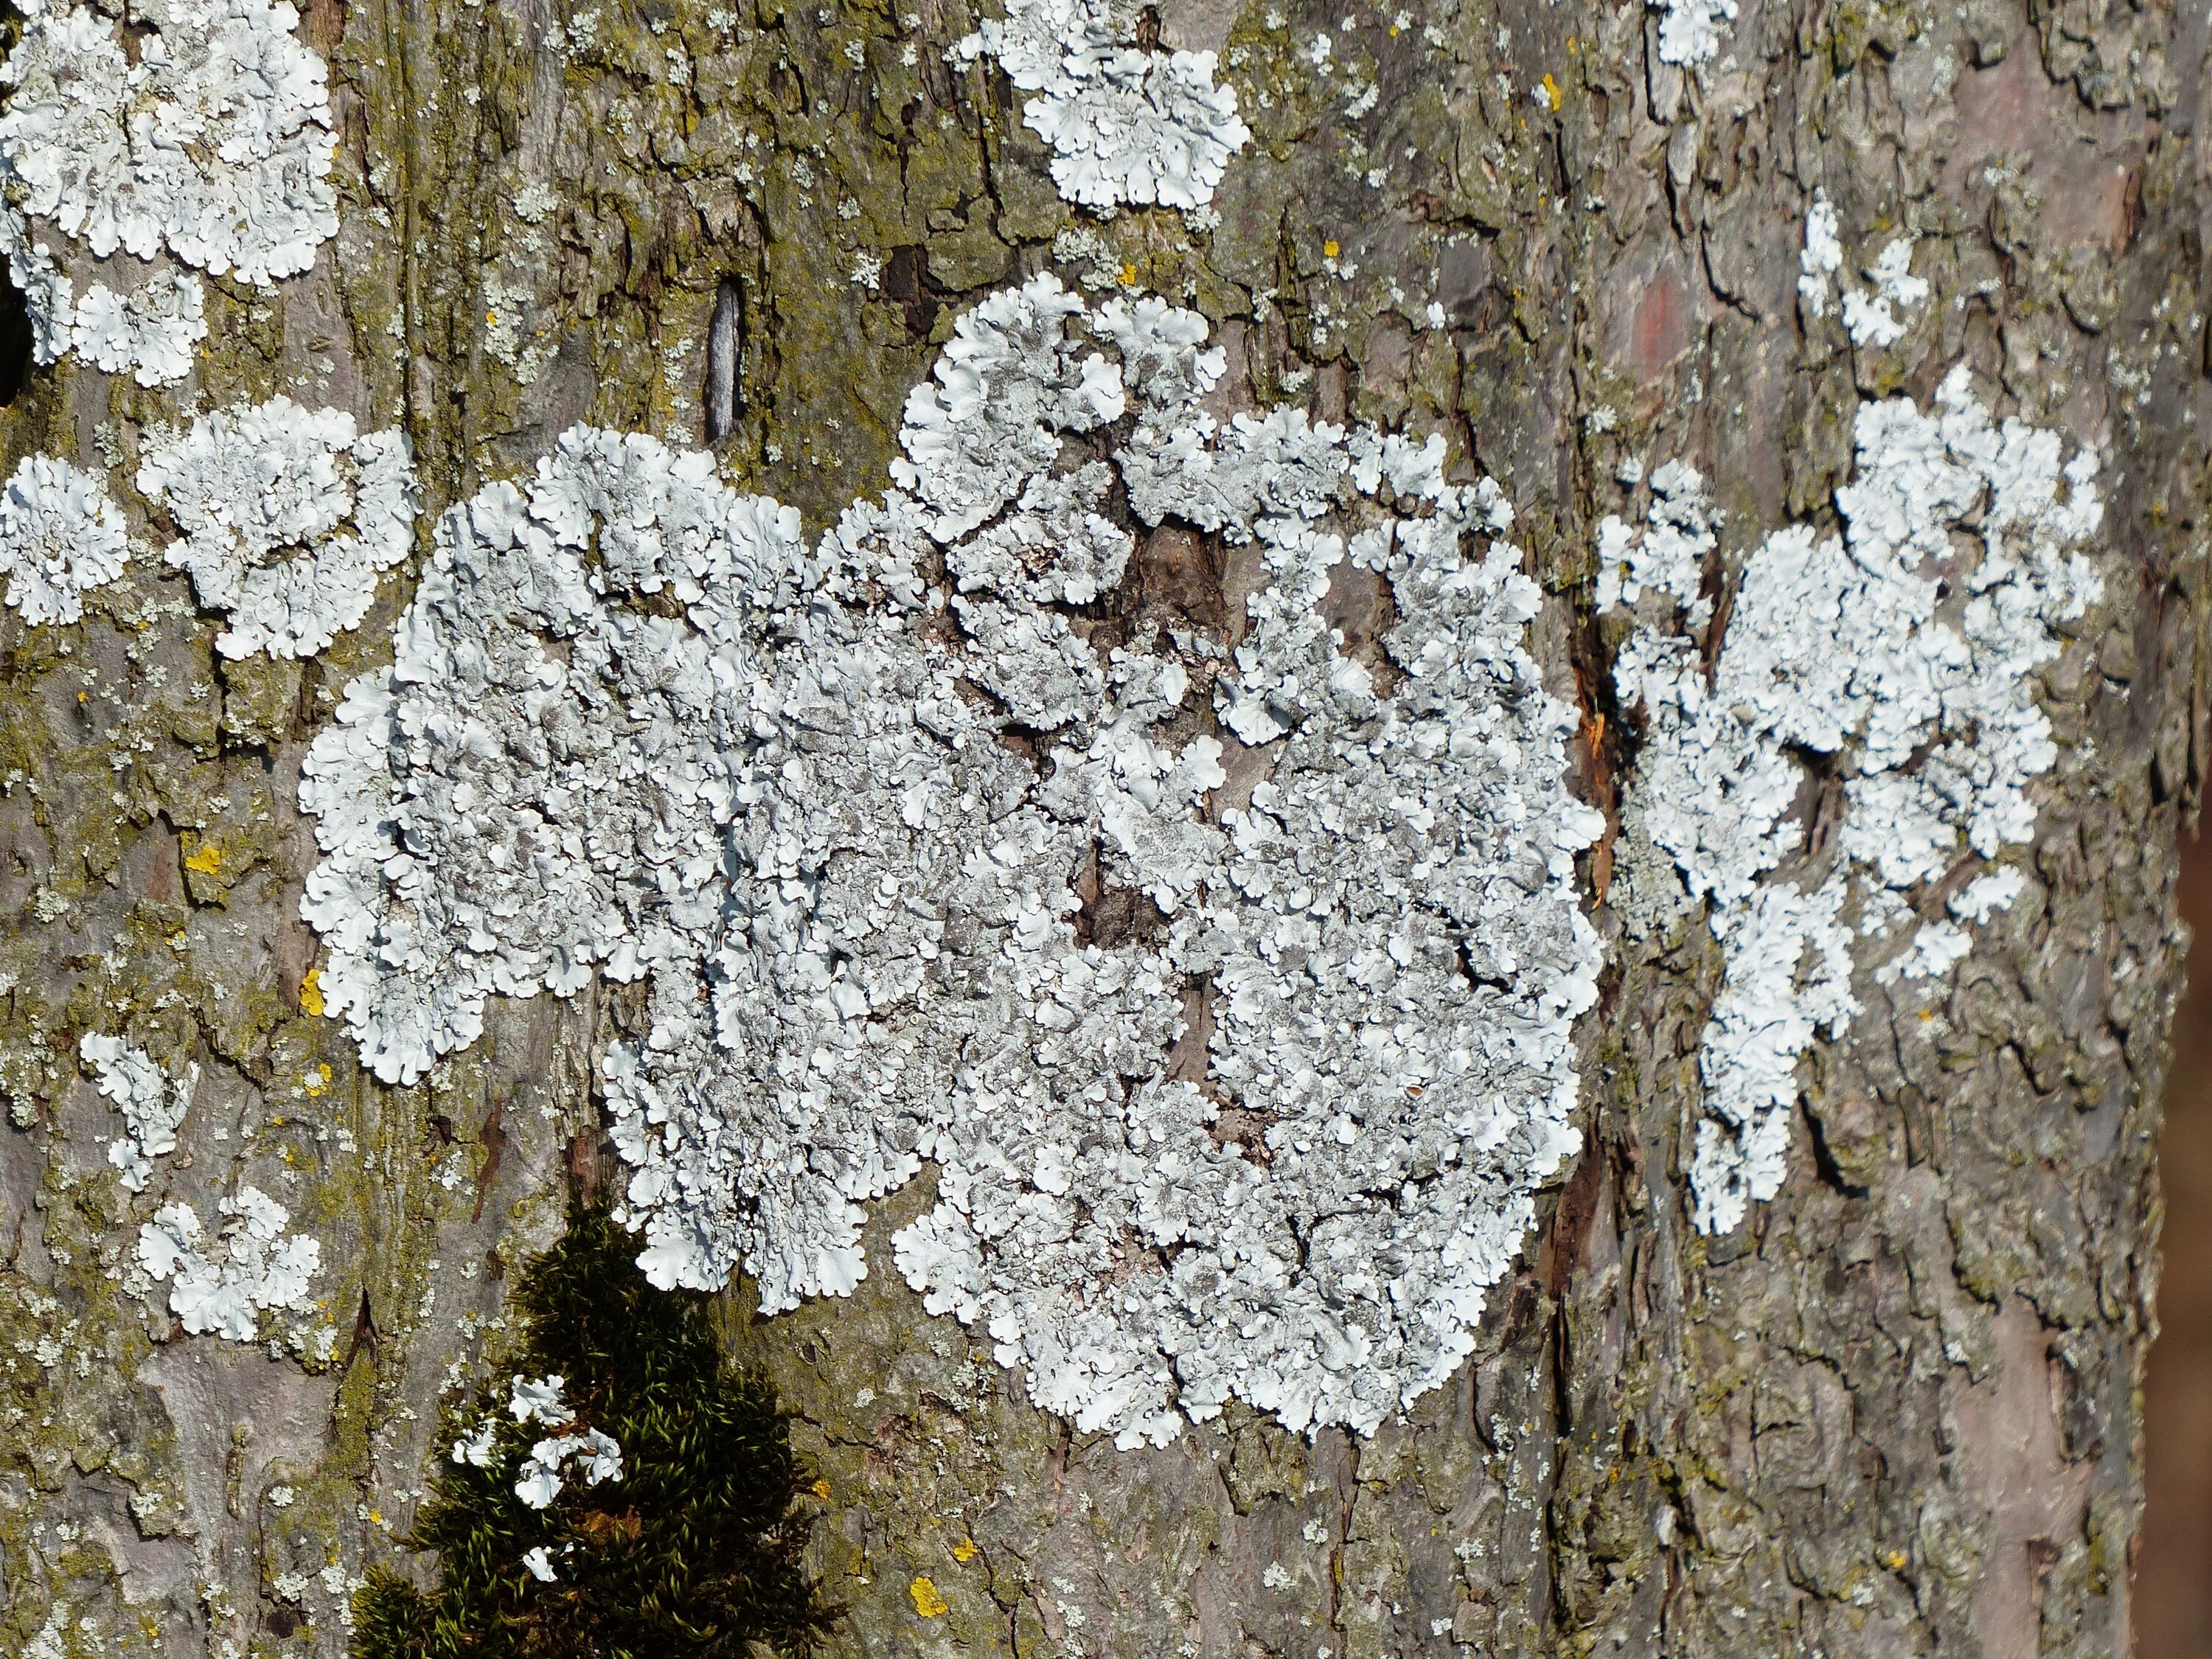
{"left": 0, "top": 0, "right": 2204, "bottom": 1652}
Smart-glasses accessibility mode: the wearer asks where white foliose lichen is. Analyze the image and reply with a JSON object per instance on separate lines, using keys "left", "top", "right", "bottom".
{"left": 508, "top": 1374, "right": 568, "bottom": 1425}
{"left": 135, "top": 1186, "right": 321, "bottom": 1340}
{"left": 80, "top": 1033, "right": 198, "bottom": 1192}
{"left": 1838, "top": 237, "right": 1930, "bottom": 349}
{"left": 452, "top": 1419, "right": 499, "bottom": 1467}
{"left": 0, "top": 453, "right": 129, "bottom": 625}
{"left": 1651, "top": 0, "right": 1739, "bottom": 66}
{"left": 513, "top": 1429, "right": 623, "bottom": 1509}
{"left": 136, "top": 397, "right": 419, "bottom": 659}
{"left": 0, "top": 0, "right": 338, "bottom": 386}
{"left": 1797, "top": 201, "right": 1927, "bottom": 349}
{"left": 1601, "top": 364, "right": 2103, "bottom": 1234}
{"left": 1797, "top": 193, "right": 1842, "bottom": 320}
{"left": 956, "top": 0, "right": 1251, "bottom": 210}
{"left": 300, "top": 273, "right": 1601, "bottom": 1447}
{"left": 451, "top": 1376, "right": 624, "bottom": 1510}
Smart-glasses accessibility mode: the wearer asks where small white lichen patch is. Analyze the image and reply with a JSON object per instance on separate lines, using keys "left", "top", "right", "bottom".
{"left": 1839, "top": 237, "right": 1930, "bottom": 349}
{"left": 450, "top": 1377, "right": 623, "bottom": 1510}
{"left": 301, "top": 274, "right": 1602, "bottom": 1446}
{"left": 63, "top": 269, "right": 209, "bottom": 387}
{"left": 1604, "top": 366, "right": 2102, "bottom": 1234}
{"left": 1871, "top": 917, "right": 1971, "bottom": 985}
{"left": 1950, "top": 866, "right": 2025, "bottom": 922}
{"left": 451, "top": 1419, "right": 498, "bottom": 1467}
{"left": 0, "top": 0, "right": 338, "bottom": 386}
{"left": 1799, "top": 203, "right": 1928, "bottom": 349}
{"left": 509, "top": 1374, "right": 569, "bottom": 1424}
{"left": 1798, "top": 194, "right": 1842, "bottom": 320}
{"left": 0, "top": 453, "right": 128, "bottom": 625}
{"left": 80, "top": 1033, "right": 197, "bottom": 1192}
{"left": 1651, "top": 0, "right": 1738, "bottom": 65}
{"left": 1796, "top": 208, "right": 1920, "bottom": 352}
{"left": 514, "top": 1429, "right": 623, "bottom": 1508}
{"left": 137, "top": 398, "right": 418, "bottom": 658}
{"left": 135, "top": 1187, "right": 321, "bottom": 1340}
{"left": 957, "top": 0, "right": 1251, "bottom": 210}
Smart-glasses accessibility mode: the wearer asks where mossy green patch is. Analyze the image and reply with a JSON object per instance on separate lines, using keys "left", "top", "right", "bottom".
{"left": 352, "top": 1202, "right": 830, "bottom": 1658}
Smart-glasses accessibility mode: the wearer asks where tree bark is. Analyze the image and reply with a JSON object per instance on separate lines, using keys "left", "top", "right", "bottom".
{"left": 0, "top": 0, "right": 2202, "bottom": 1652}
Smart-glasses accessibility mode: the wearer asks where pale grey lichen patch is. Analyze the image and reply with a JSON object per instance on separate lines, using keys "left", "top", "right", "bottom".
{"left": 507, "top": 1373, "right": 569, "bottom": 1426}
{"left": 296, "top": 428, "right": 812, "bottom": 1082}
{"left": 1650, "top": 0, "right": 1737, "bottom": 66}
{"left": 135, "top": 1188, "right": 323, "bottom": 1341}
{"left": 1797, "top": 201, "right": 1929, "bottom": 349}
{"left": 299, "top": 274, "right": 1601, "bottom": 1447}
{"left": 136, "top": 397, "right": 419, "bottom": 659}
{"left": 1603, "top": 366, "right": 2104, "bottom": 1234}
{"left": 1797, "top": 193, "right": 1842, "bottom": 320}
{"left": 79, "top": 1033, "right": 197, "bottom": 1192}
{"left": 956, "top": 0, "right": 1251, "bottom": 210}
{"left": 0, "top": 452, "right": 128, "bottom": 625}
{"left": 0, "top": 0, "right": 338, "bottom": 386}
{"left": 512, "top": 1428, "right": 622, "bottom": 1509}
{"left": 1839, "top": 238, "right": 1930, "bottom": 349}
{"left": 63, "top": 267, "right": 208, "bottom": 386}
{"left": 451, "top": 1374, "right": 626, "bottom": 1509}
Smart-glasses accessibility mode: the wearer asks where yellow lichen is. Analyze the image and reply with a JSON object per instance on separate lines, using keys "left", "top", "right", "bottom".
{"left": 300, "top": 967, "right": 324, "bottom": 1018}
{"left": 908, "top": 1576, "right": 947, "bottom": 1618}
{"left": 811, "top": 1477, "right": 832, "bottom": 1499}
{"left": 303, "top": 1063, "right": 331, "bottom": 1097}
{"left": 1540, "top": 72, "right": 1562, "bottom": 110}
{"left": 182, "top": 839, "right": 222, "bottom": 874}
{"left": 951, "top": 1537, "right": 977, "bottom": 1563}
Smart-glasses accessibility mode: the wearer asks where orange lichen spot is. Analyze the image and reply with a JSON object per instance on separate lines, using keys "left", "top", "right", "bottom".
{"left": 1540, "top": 73, "right": 1562, "bottom": 111}
{"left": 183, "top": 839, "right": 223, "bottom": 875}
{"left": 909, "top": 1576, "right": 948, "bottom": 1618}
{"left": 951, "top": 1538, "right": 978, "bottom": 1563}
{"left": 300, "top": 967, "right": 325, "bottom": 1018}
{"left": 810, "top": 1478, "right": 832, "bottom": 1500}
{"left": 1322, "top": 238, "right": 1340, "bottom": 259}
{"left": 1119, "top": 262, "right": 1138, "bottom": 286}
{"left": 303, "top": 1062, "right": 332, "bottom": 1097}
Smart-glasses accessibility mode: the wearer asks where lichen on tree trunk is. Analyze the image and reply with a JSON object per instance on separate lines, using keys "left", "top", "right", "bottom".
{"left": 0, "top": 0, "right": 2204, "bottom": 1651}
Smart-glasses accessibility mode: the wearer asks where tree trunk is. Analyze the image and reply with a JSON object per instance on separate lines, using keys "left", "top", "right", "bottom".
{"left": 0, "top": 0, "right": 2202, "bottom": 1652}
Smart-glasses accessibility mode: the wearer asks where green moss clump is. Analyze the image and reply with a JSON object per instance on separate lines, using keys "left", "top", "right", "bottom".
{"left": 352, "top": 1203, "right": 830, "bottom": 1658}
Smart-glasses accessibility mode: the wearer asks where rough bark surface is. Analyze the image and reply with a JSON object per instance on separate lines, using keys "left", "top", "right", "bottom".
{"left": 0, "top": 0, "right": 2205, "bottom": 1652}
